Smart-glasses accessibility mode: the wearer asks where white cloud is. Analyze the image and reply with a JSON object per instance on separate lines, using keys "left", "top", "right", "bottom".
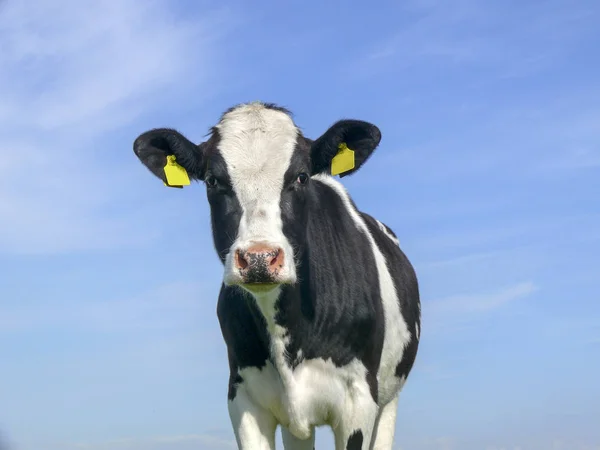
{"left": 70, "top": 434, "right": 237, "bottom": 450}
{"left": 427, "top": 281, "right": 538, "bottom": 315}
{"left": 0, "top": 280, "right": 213, "bottom": 333}
{"left": 535, "top": 144, "right": 600, "bottom": 173}
{"left": 6, "top": 434, "right": 237, "bottom": 450}
{"left": 363, "top": 0, "right": 597, "bottom": 76}
{"left": 419, "top": 281, "right": 539, "bottom": 337}
{"left": 0, "top": 0, "right": 229, "bottom": 131}
{"left": 394, "top": 436, "right": 600, "bottom": 450}
{"left": 536, "top": 315, "right": 600, "bottom": 346}
{"left": 412, "top": 213, "right": 600, "bottom": 260}
{"left": 420, "top": 248, "right": 524, "bottom": 270}
{"left": 0, "top": 0, "right": 233, "bottom": 255}
{"left": 363, "top": 93, "right": 600, "bottom": 187}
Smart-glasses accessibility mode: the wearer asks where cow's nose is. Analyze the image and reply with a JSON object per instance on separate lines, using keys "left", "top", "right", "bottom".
{"left": 234, "top": 243, "right": 284, "bottom": 283}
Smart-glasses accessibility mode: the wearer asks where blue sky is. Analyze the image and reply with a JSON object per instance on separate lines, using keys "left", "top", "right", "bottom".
{"left": 0, "top": 0, "right": 599, "bottom": 449}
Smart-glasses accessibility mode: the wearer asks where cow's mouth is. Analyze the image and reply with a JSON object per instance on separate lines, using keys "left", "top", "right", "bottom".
{"left": 241, "top": 282, "right": 280, "bottom": 294}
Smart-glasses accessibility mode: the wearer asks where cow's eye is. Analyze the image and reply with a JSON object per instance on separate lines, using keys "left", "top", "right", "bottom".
{"left": 297, "top": 173, "right": 309, "bottom": 185}
{"left": 205, "top": 175, "right": 218, "bottom": 188}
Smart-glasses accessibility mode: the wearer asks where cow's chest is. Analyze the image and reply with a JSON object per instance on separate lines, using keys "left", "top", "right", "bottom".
{"left": 239, "top": 355, "right": 370, "bottom": 439}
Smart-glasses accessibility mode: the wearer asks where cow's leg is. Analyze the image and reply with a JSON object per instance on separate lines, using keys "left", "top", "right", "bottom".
{"left": 369, "top": 394, "right": 399, "bottom": 450}
{"left": 332, "top": 388, "right": 378, "bottom": 450}
{"left": 228, "top": 384, "right": 277, "bottom": 450}
{"left": 281, "top": 426, "right": 315, "bottom": 450}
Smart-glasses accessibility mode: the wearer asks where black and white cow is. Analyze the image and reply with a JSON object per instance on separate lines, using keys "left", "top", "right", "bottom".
{"left": 133, "top": 102, "right": 421, "bottom": 450}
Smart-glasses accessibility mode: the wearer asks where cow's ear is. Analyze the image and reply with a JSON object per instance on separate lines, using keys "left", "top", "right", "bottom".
{"left": 133, "top": 128, "right": 206, "bottom": 186}
{"left": 310, "top": 119, "right": 381, "bottom": 177}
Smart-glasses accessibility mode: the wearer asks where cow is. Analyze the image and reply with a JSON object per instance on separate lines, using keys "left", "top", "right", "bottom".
{"left": 132, "top": 101, "right": 421, "bottom": 450}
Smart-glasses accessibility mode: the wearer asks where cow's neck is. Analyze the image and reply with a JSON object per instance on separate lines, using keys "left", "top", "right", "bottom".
{"left": 248, "top": 287, "right": 298, "bottom": 388}
{"left": 248, "top": 284, "right": 313, "bottom": 425}
{"left": 247, "top": 283, "right": 305, "bottom": 364}
{"left": 251, "top": 287, "right": 285, "bottom": 337}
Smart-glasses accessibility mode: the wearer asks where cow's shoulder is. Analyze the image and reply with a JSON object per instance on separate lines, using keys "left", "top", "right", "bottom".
{"left": 358, "top": 212, "right": 400, "bottom": 247}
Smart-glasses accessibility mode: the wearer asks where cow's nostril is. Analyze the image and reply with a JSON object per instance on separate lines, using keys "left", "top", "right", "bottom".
{"left": 269, "top": 250, "right": 279, "bottom": 266}
{"left": 269, "top": 248, "right": 284, "bottom": 267}
{"left": 235, "top": 250, "right": 248, "bottom": 270}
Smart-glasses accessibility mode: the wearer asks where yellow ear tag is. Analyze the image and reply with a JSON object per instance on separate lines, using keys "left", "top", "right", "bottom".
{"left": 163, "top": 155, "right": 190, "bottom": 188}
{"left": 331, "top": 143, "right": 355, "bottom": 176}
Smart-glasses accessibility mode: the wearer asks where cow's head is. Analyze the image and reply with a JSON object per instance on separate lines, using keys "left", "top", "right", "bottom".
{"left": 133, "top": 102, "right": 381, "bottom": 295}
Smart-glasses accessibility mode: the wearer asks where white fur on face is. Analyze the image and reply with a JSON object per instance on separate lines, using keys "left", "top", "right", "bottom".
{"left": 217, "top": 103, "right": 299, "bottom": 289}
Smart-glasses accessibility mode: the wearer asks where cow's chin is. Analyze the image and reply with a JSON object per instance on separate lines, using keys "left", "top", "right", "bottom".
{"left": 223, "top": 273, "right": 294, "bottom": 296}
{"left": 240, "top": 282, "right": 280, "bottom": 295}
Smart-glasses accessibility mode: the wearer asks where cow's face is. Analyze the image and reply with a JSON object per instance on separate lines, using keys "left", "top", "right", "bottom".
{"left": 133, "top": 102, "right": 381, "bottom": 296}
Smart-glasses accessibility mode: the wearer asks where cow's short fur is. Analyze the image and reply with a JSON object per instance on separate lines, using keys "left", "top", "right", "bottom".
{"left": 133, "top": 102, "right": 421, "bottom": 450}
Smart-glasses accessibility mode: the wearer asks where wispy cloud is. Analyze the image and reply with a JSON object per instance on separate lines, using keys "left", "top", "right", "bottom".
{"left": 1, "top": 1, "right": 598, "bottom": 449}
{"left": 0, "top": 280, "right": 211, "bottom": 334}
{"left": 10, "top": 433, "right": 236, "bottom": 450}
{"left": 419, "top": 281, "right": 539, "bottom": 339}
{"left": 363, "top": 93, "right": 600, "bottom": 188}
{"left": 0, "top": 0, "right": 234, "bottom": 255}
{"left": 0, "top": 0, "right": 231, "bottom": 131}
{"left": 412, "top": 213, "right": 599, "bottom": 261}
{"left": 363, "top": 0, "right": 597, "bottom": 77}
{"left": 535, "top": 315, "right": 600, "bottom": 347}
{"left": 419, "top": 248, "right": 526, "bottom": 270}
{"left": 395, "top": 437, "right": 600, "bottom": 450}
{"left": 535, "top": 145, "right": 600, "bottom": 174}
{"left": 427, "top": 281, "right": 538, "bottom": 315}
{"left": 343, "top": 0, "right": 600, "bottom": 195}
{"left": 70, "top": 434, "right": 237, "bottom": 450}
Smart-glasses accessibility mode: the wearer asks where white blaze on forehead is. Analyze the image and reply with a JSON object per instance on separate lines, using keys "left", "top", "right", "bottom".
{"left": 216, "top": 103, "right": 299, "bottom": 284}
{"left": 216, "top": 103, "right": 298, "bottom": 194}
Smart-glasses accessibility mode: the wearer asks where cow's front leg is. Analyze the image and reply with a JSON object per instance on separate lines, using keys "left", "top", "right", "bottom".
{"left": 332, "top": 385, "right": 379, "bottom": 450}
{"left": 228, "top": 383, "right": 277, "bottom": 450}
